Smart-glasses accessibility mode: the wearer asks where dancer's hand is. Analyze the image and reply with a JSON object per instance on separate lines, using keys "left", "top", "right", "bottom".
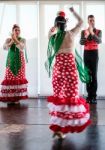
{"left": 69, "top": 7, "right": 74, "bottom": 12}
{"left": 48, "top": 27, "right": 57, "bottom": 39}
{"left": 88, "top": 26, "right": 94, "bottom": 35}
{"left": 11, "top": 33, "right": 20, "bottom": 45}
{"left": 11, "top": 33, "right": 17, "bottom": 41}
{"left": 69, "top": 6, "right": 83, "bottom": 30}
{"left": 50, "top": 27, "right": 56, "bottom": 32}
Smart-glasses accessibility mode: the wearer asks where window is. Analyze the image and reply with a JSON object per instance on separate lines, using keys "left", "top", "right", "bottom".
{"left": 45, "top": 5, "right": 59, "bottom": 36}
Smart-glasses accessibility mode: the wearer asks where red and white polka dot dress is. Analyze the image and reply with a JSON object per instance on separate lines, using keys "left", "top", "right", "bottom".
{"left": 0, "top": 51, "right": 28, "bottom": 102}
{"left": 48, "top": 53, "right": 91, "bottom": 133}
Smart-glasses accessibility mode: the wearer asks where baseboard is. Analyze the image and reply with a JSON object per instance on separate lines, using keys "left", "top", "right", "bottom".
{"left": 82, "top": 95, "right": 105, "bottom": 100}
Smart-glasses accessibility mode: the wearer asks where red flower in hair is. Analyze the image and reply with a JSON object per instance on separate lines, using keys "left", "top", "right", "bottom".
{"left": 58, "top": 11, "right": 65, "bottom": 17}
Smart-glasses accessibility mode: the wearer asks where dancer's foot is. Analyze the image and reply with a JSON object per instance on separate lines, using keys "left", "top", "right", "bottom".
{"left": 7, "top": 101, "right": 20, "bottom": 106}
{"left": 53, "top": 132, "right": 66, "bottom": 139}
{"left": 7, "top": 102, "right": 15, "bottom": 106}
{"left": 90, "top": 99, "right": 97, "bottom": 104}
{"left": 15, "top": 101, "right": 20, "bottom": 105}
{"left": 86, "top": 96, "right": 97, "bottom": 104}
{"left": 86, "top": 97, "right": 91, "bottom": 103}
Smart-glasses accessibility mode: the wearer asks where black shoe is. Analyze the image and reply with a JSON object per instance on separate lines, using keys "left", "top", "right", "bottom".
{"left": 90, "top": 99, "right": 97, "bottom": 104}
{"left": 86, "top": 97, "right": 91, "bottom": 103}
{"left": 7, "top": 102, "right": 15, "bottom": 106}
{"left": 89, "top": 97, "right": 97, "bottom": 104}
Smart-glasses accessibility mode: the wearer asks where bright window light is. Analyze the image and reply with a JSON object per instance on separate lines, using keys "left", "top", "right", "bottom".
{"left": 44, "top": 5, "right": 59, "bottom": 36}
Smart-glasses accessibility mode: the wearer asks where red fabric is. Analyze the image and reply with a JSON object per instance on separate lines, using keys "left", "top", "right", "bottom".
{"left": 52, "top": 53, "right": 79, "bottom": 99}
{"left": 0, "top": 96, "right": 28, "bottom": 102}
{"left": 84, "top": 29, "right": 99, "bottom": 50}
{"left": 58, "top": 11, "right": 65, "bottom": 17}
{"left": 50, "top": 120, "right": 91, "bottom": 133}
{"left": 47, "top": 53, "right": 91, "bottom": 133}
{"left": 1, "top": 88, "right": 27, "bottom": 94}
{"left": 0, "top": 51, "right": 28, "bottom": 102}
{"left": 1, "top": 79, "right": 28, "bottom": 86}
{"left": 50, "top": 111, "right": 89, "bottom": 120}
{"left": 48, "top": 96, "right": 88, "bottom": 106}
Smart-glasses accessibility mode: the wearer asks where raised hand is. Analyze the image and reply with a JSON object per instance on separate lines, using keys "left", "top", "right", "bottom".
{"left": 88, "top": 26, "right": 94, "bottom": 35}
{"left": 50, "top": 27, "right": 56, "bottom": 32}
{"left": 11, "top": 34, "right": 17, "bottom": 41}
{"left": 69, "top": 7, "right": 74, "bottom": 12}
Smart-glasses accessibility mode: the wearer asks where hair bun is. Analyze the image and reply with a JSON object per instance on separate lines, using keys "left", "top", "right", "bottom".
{"left": 13, "top": 24, "right": 19, "bottom": 28}
{"left": 12, "top": 24, "right": 19, "bottom": 30}
{"left": 57, "top": 11, "right": 65, "bottom": 17}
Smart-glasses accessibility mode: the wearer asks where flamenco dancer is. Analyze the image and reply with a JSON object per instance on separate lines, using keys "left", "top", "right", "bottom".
{"left": 80, "top": 15, "right": 102, "bottom": 104}
{"left": 45, "top": 7, "right": 91, "bottom": 139}
{"left": 0, "top": 24, "right": 28, "bottom": 105}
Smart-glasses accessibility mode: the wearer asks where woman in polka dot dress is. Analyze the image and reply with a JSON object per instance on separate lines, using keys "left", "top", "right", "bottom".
{"left": 45, "top": 8, "right": 91, "bottom": 139}
{"left": 0, "top": 24, "right": 28, "bottom": 104}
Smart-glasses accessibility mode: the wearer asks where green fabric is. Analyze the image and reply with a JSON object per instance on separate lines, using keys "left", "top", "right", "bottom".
{"left": 45, "top": 30, "right": 66, "bottom": 77}
{"left": 75, "top": 49, "right": 91, "bottom": 83}
{"left": 6, "top": 41, "right": 21, "bottom": 76}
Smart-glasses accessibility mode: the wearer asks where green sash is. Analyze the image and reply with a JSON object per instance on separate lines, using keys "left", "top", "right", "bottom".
{"left": 45, "top": 30, "right": 90, "bottom": 83}
{"left": 6, "top": 43, "right": 21, "bottom": 76}
{"left": 45, "top": 30, "right": 66, "bottom": 77}
{"left": 75, "top": 49, "right": 91, "bottom": 83}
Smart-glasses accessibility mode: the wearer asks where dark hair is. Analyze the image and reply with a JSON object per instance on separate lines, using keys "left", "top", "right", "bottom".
{"left": 54, "top": 16, "right": 66, "bottom": 31}
{"left": 88, "top": 15, "right": 94, "bottom": 19}
{"left": 12, "top": 24, "right": 20, "bottom": 31}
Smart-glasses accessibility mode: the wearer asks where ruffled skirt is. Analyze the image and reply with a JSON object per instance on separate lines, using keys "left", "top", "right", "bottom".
{"left": 0, "top": 51, "right": 28, "bottom": 102}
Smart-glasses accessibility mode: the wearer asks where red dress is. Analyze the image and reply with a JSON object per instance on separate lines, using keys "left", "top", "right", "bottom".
{"left": 48, "top": 53, "right": 91, "bottom": 133}
{"left": 0, "top": 38, "right": 28, "bottom": 102}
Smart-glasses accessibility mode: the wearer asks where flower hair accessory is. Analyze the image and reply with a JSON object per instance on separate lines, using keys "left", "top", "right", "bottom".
{"left": 57, "top": 11, "right": 65, "bottom": 17}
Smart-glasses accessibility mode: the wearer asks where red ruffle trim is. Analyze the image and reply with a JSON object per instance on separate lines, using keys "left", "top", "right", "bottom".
{"left": 0, "top": 95, "right": 28, "bottom": 102}
{"left": 50, "top": 120, "right": 91, "bottom": 133}
{"left": 1, "top": 79, "right": 28, "bottom": 86}
{"left": 50, "top": 111, "right": 89, "bottom": 120}
{"left": 1, "top": 88, "right": 27, "bottom": 94}
{"left": 47, "top": 96, "right": 88, "bottom": 106}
